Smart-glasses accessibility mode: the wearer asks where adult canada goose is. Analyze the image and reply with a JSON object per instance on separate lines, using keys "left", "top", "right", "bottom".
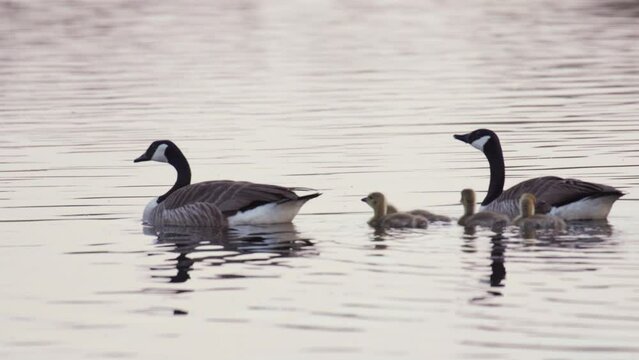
{"left": 454, "top": 129, "right": 623, "bottom": 220}
{"left": 513, "top": 193, "right": 566, "bottom": 231}
{"left": 362, "top": 192, "right": 428, "bottom": 229}
{"left": 134, "top": 140, "right": 320, "bottom": 227}
{"left": 458, "top": 188, "right": 509, "bottom": 230}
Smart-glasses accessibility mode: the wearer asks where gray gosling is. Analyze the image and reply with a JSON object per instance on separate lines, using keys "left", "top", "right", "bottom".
{"left": 459, "top": 189, "right": 509, "bottom": 230}
{"left": 362, "top": 192, "right": 428, "bottom": 229}
{"left": 513, "top": 193, "right": 566, "bottom": 231}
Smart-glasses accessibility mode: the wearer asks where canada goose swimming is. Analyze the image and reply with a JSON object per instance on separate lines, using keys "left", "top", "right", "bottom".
{"left": 454, "top": 129, "right": 623, "bottom": 220}
{"left": 458, "top": 189, "right": 509, "bottom": 230}
{"left": 362, "top": 192, "right": 428, "bottom": 229}
{"left": 134, "top": 140, "right": 320, "bottom": 227}
{"left": 386, "top": 201, "right": 451, "bottom": 222}
{"left": 513, "top": 193, "right": 566, "bottom": 231}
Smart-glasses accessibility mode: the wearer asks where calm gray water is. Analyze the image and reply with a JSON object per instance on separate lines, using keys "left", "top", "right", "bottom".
{"left": 2, "top": 0, "right": 639, "bottom": 359}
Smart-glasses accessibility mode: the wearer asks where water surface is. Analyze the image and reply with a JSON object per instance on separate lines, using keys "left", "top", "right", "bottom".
{"left": 2, "top": 0, "right": 639, "bottom": 359}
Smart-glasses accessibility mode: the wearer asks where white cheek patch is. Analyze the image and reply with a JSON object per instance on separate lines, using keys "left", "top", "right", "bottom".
{"left": 471, "top": 135, "right": 491, "bottom": 151}
{"left": 151, "top": 144, "right": 169, "bottom": 163}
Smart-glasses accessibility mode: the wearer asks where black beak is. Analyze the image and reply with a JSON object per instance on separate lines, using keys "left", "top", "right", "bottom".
{"left": 361, "top": 197, "right": 367, "bottom": 202}
{"left": 134, "top": 153, "right": 150, "bottom": 163}
{"left": 453, "top": 133, "right": 471, "bottom": 144}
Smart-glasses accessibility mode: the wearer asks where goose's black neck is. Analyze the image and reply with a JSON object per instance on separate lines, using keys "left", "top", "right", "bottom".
{"left": 482, "top": 138, "right": 505, "bottom": 206}
{"left": 158, "top": 146, "right": 191, "bottom": 203}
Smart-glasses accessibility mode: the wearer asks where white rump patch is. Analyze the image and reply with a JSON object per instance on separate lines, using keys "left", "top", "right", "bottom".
{"left": 549, "top": 195, "right": 619, "bottom": 220}
{"left": 471, "top": 135, "right": 491, "bottom": 151}
{"left": 151, "top": 144, "right": 168, "bottom": 163}
{"left": 143, "top": 197, "right": 159, "bottom": 224}
{"left": 228, "top": 200, "right": 307, "bottom": 226}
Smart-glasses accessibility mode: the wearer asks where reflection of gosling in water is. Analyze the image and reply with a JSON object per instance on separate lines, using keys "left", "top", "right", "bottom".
{"left": 362, "top": 192, "right": 429, "bottom": 229}
{"left": 458, "top": 189, "right": 509, "bottom": 230}
{"left": 513, "top": 193, "right": 566, "bottom": 231}
{"left": 386, "top": 200, "right": 451, "bottom": 223}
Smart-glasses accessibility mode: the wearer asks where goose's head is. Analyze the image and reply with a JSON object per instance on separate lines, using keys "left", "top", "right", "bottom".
{"left": 519, "top": 193, "right": 536, "bottom": 217}
{"left": 361, "top": 192, "right": 386, "bottom": 210}
{"left": 134, "top": 140, "right": 180, "bottom": 164}
{"left": 453, "top": 128, "right": 499, "bottom": 153}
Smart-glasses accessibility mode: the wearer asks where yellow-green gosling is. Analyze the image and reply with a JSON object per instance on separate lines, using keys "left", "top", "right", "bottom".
{"left": 458, "top": 189, "right": 509, "bottom": 229}
{"left": 513, "top": 193, "right": 566, "bottom": 231}
{"left": 362, "top": 192, "right": 428, "bottom": 229}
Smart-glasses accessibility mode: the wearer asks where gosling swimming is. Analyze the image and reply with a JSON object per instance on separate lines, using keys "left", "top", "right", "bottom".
{"left": 513, "top": 193, "right": 566, "bottom": 231}
{"left": 362, "top": 192, "right": 428, "bottom": 229}
{"left": 386, "top": 200, "right": 451, "bottom": 223}
{"left": 459, "top": 189, "right": 509, "bottom": 230}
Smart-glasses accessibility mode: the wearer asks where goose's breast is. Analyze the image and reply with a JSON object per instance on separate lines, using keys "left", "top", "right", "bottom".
{"left": 142, "top": 197, "right": 159, "bottom": 224}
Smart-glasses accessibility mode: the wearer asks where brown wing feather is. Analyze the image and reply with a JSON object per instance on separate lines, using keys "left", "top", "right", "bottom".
{"left": 153, "top": 202, "right": 227, "bottom": 227}
{"left": 500, "top": 176, "right": 623, "bottom": 214}
{"left": 160, "top": 180, "right": 299, "bottom": 214}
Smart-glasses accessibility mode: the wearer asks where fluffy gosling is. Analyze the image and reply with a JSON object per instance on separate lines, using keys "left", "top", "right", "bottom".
{"left": 459, "top": 189, "right": 509, "bottom": 230}
{"left": 362, "top": 192, "right": 428, "bottom": 229}
{"left": 513, "top": 193, "right": 566, "bottom": 231}
{"left": 386, "top": 201, "right": 451, "bottom": 223}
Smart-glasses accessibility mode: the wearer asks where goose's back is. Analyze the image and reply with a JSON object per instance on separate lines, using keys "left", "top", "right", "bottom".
{"left": 161, "top": 180, "right": 298, "bottom": 214}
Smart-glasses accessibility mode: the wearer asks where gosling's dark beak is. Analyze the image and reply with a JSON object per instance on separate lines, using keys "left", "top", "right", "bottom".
{"left": 134, "top": 153, "right": 150, "bottom": 163}
{"left": 454, "top": 133, "right": 471, "bottom": 144}
{"left": 361, "top": 197, "right": 367, "bottom": 202}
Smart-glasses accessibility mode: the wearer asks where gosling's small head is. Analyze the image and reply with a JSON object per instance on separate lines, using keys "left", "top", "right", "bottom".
{"left": 519, "top": 193, "right": 536, "bottom": 217}
{"left": 361, "top": 192, "right": 385, "bottom": 209}
{"left": 461, "top": 188, "right": 476, "bottom": 205}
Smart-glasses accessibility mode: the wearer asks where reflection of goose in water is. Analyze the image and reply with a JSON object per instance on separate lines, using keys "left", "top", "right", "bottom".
{"left": 464, "top": 220, "right": 616, "bottom": 295}
{"left": 519, "top": 219, "right": 614, "bottom": 243}
{"left": 144, "top": 223, "right": 316, "bottom": 283}
{"left": 134, "top": 140, "right": 320, "bottom": 227}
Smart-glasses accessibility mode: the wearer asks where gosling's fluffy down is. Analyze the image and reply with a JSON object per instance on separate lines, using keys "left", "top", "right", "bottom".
{"left": 513, "top": 193, "right": 566, "bottom": 231}
{"left": 362, "top": 192, "right": 428, "bottom": 229}
{"left": 459, "top": 189, "right": 509, "bottom": 230}
{"left": 386, "top": 202, "right": 451, "bottom": 223}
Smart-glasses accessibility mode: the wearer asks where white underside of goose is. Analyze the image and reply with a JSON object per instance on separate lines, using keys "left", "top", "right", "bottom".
{"left": 228, "top": 200, "right": 308, "bottom": 226}
{"left": 548, "top": 195, "right": 619, "bottom": 221}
